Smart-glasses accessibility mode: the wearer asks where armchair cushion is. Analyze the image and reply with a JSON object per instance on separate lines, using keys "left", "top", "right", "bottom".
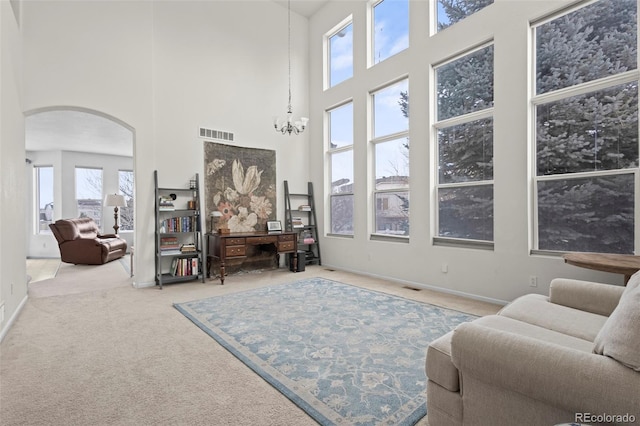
{"left": 593, "top": 277, "right": 640, "bottom": 371}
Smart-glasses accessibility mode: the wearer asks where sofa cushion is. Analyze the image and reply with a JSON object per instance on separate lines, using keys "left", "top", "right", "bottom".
{"left": 498, "top": 294, "right": 608, "bottom": 341}
{"left": 549, "top": 278, "right": 624, "bottom": 317}
{"left": 425, "top": 315, "right": 594, "bottom": 393}
{"left": 593, "top": 284, "right": 640, "bottom": 371}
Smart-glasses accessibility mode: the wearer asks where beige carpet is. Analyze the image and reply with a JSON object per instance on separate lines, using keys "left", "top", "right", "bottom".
{"left": 1, "top": 261, "right": 500, "bottom": 425}
{"left": 26, "top": 258, "right": 61, "bottom": 283}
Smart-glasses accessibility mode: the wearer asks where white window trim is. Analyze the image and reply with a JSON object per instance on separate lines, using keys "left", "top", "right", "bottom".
{"left": 530, "top": 10, "right": 640, "bottom": 254}
{"left": 324, "top": 15, "right": 354, "bottom": 91}
{"left": 432, "top": 44, "right": 495, "bottom": 244}
{"left": 370, "top": 78, "right": 410, "bottom": 239}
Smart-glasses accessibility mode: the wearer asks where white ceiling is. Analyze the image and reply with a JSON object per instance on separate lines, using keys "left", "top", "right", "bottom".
{"left": 25, "top": 110, "right": 134, "bottom": 157}
{"left": 274, "top": 0, "right": 328, "bottom": 17}
{"left": 24, "top": 1, "right": 328, "bottom": 158}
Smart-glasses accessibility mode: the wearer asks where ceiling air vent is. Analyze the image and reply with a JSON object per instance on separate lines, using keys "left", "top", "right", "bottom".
{"left": 199, "top": 127, "right": 234, "bottom": 142}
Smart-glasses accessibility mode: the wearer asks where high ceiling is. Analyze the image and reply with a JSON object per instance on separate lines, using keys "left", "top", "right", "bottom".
{"left": 24, "top": 1, "right": 328, "bottom": 158}
{"left": 273, "top": 0, "right": 328, "bottom": 17}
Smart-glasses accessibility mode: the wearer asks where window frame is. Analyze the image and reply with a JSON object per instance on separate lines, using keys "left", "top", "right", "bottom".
{"left": 432, "top": 42, "right": 495, "bottom": 247}
{"left": 74, "top": 166, "right": 104, "bottom": 229}
{"left": 370, "top": 77, "right": 410, "bottom": 240}
{"left": 34, "top": 165, "right": 54, "bottom": 235}
{"left": 327, "top": 100, "right": 355, "bottom": 237}
{"left": 118, "top": 169, "right": 134, "bottom": 232}
{"left": 530, "top": 2, "right": 640, "bottom": 255}
{"left": 325, "top": 16, "right": 354, "bottom": 90}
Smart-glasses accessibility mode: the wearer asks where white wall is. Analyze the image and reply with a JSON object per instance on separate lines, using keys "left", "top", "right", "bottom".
{"left": 21, "top": 1, "right": 310, "bottom": 287}
{"left": 26, "top": 150, "right": 134, "bottom": 258}
{"left": 308, "top": 0, "right": 633, "bottom": 303}
{"left": 1, "top": 0, "right": 28, "bottom": 338}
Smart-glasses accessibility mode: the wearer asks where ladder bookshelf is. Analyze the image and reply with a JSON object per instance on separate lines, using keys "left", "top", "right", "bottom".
{"left": 284, "top": 181, "right": 321, "bottom": 266}
{"left": 154, "top": 170, "right": 205, "bottom": 289}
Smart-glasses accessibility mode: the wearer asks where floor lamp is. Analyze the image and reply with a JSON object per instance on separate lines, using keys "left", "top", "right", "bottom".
{"left": 104, "top": 194, "right": 126, "bottom": 234}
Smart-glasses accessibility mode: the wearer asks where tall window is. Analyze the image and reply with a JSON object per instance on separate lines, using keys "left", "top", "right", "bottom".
{"left": 533, "top": 0, "right": 638, "bottom": 254}
{"left": 119, "top": 170, "right": 134, "bottom": 231}
{"left": 372, "top": 79, "right": 409, "bottom": 236}
{"left": 372, "top": 0, "right": 409, "bottom": 65}
{"left": 436, "top": 0, "right": 493, "bottom": 32}
{"left": 328, "top": 20, "right": 353, "bottom": 88}
{"left": 35, "top": 166, "right": 54, "bottom": 234}
{"left": 434, "top": 44, "right": 494, "bottom": 243}
{"left": 75, "top": 167, "right": 103, "bottom": 228}
{"left": 329, "top": 102, "right": 354, "bottom": 235}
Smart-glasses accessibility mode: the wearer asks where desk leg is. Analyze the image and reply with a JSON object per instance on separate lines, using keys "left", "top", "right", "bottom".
{"left": 220, "top": 260, "right": 225, "bottom": 285}
{"left": 275, "top": 253, "right": 280, "bottom": 269}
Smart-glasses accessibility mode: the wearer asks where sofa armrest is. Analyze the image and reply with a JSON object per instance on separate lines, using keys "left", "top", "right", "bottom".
{"left": 549, "top": 278, "right": 624, "bottom": 316}
{"left": 99, "top": 233, "right": 119, "bottom": 239}
{"left": 451, "top": 322, "right": 640, "bottom": 418}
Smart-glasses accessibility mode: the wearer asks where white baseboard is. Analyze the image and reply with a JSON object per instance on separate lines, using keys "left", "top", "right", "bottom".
{"left": 321, "top": 263, "right": 509, "bottom": 307}
{"left": 0, "top": 294, "right": 29, "bottom": 343}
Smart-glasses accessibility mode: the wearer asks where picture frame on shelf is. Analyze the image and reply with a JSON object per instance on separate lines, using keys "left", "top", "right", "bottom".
{"left": 267, "top": 220, "right": 282, "bottom": 233}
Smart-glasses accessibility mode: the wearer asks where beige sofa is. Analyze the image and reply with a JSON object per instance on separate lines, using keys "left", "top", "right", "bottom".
{"left": 426, "top": 272, "right": 640, "bottom": 426}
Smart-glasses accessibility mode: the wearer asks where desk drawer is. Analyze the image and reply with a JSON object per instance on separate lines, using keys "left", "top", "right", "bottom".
{"left": 278, "top": 234, "right": 294, "bottom": 242}
{"left": 225, "top": 245, "right": 246, "bottom": 257}
{"left": 247, "top": 236, "right": 278, "bottom": 245}
{"left": 226, "top": 238, "right": 245, "bottom": 246}
{"left": 278, "top": 241, "right": 295, "bottom": 252}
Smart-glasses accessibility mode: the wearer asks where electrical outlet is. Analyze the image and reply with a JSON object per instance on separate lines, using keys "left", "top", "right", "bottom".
{"left": 529, "top": 275, "right": 538, "bottom": 287}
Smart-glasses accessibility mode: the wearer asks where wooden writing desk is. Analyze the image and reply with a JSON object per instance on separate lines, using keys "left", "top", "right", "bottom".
{"left": 563, "top": 252, "right": 640, "bottom": 285}
{"left": 207, "top": 231, "right": 298, "bottom": 284}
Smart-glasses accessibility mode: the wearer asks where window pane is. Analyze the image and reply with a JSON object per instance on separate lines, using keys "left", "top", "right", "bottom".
{"left": 373, "top": 0, "right": 409, "bottom": 65}
{"left": 329, "top": 23, "right": 353, "bottom": 87}
{"left": 375, "top": 138, "right": 409, "bottom": 190}
{"left": 437, "top": 0, "right": 493, "bottom": 32}
{"left": 436, "top": 45, "right": 494, "bottom": 121}
{"left": 75, "top": 167, "right": 103, "bottom": 227}
{"left": 119, "top": 170, "right": 134, "bottom": 231}
{"left": 536, "top": 0, "right": 637, "bottom": 95}
{"left": 331, "top": 150, "right": 353, "bottom": 194}
{"left": 536, "top": 82, "right": 638, "bottom": 176}
{"left": 373, "top": 79, "right": 409, "bottom": 138}
{"left": 438, "top": 185, "right": 493, "bottom": 240}
{"left": 329, "top": 103, "right": 353, "bottom": 149}
{"left": 375, "top": 191, "right": 409, "bottom": 236}
{"left": 36, "top": 166, "right": 53, "bottom": 234}
{"left": 331, "top": 194, "right": 354, "bottom": 235}
{"left": 438, "top": 118, "right": 493, "bottom": 183}
{"left": 538, "top": 174, "right": 634, "bottom": 254}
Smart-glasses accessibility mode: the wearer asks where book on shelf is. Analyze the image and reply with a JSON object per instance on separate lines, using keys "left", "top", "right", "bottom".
{"left": 180, "top": 243, "right": 197, "bottom": 253}
{"left": 160, "top": 236, "right": 179, "bottom": 250}
{"left": 297, "top": 204, "right": 311, "bottom": 211}
{"left": 159, "top": 195, "right": 175, "bottom": 211}
{"left": 291, "top": 217, "right": 304, "bottom": 228}
{"left": 171, "top": 257, "right": 199, "bottom": 276}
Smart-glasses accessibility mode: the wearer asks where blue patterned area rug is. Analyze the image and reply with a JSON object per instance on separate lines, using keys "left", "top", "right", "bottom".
{"left": 174, "top": 277, "right": 476, "bottom": 425}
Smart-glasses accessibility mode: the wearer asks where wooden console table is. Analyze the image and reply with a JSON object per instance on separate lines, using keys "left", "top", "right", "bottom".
{"left": 563, "top": 252, "right": 640, "bottom": 285}
{"left": 206, "top": 231, "right": 298, "bottom": 284}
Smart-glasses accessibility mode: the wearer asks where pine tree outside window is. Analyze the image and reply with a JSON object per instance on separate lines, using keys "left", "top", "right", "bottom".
{"left": 35, "top": 165, "right": 54, "bottom": 234}
{"left": 434, "top": 43, "right": 494, "bottom": 244}
{"left": 118, "top": 170, "right": 134, "bottom": 231}
{"left": 532, "top": 0, "right": 638, "bottom": 254}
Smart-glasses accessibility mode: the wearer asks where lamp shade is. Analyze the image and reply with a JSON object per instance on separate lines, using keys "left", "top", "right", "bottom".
{"left": 104, "top": 194, "right": 126, "bottom": 207}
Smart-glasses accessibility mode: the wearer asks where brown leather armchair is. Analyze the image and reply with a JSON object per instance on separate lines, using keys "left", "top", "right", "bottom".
{"left": 49, "top": 217, "right": 127, "bottom": 265}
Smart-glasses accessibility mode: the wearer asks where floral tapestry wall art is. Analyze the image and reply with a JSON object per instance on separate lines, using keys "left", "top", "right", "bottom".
{"left": 203, "top": 142, "right": 276, "bottom": 233}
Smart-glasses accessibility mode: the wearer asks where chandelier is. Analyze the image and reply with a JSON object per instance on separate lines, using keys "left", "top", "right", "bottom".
{"left": 274, "top": 0, "right": 308, "bottom": 135}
